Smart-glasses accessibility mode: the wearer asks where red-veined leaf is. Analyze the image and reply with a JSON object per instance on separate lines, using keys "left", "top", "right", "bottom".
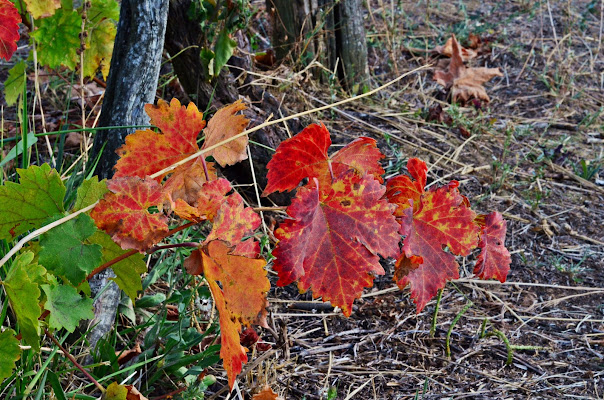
{"left": 206, "top": 191, "right": 261, "bottom": 246}
{"left": 474, "top": 211, "right": 511, "bottom": 282}
{"left": 91, "top": 177, "right": 168, "bottom": 252}
{"left": 0, "top": 0, "right": 20, "bottom": 61}
{"left": 386, "top": 158, "right": 427, "bottom": 216}
{"left": 273, "top": 173, "right": 399, "bottom": 316}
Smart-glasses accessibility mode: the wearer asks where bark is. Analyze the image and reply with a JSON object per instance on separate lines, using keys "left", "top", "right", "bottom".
{"left": 86, "top": 0, "right": 169, "bottom": 360}
{"left": 267, "top": 0, "right": 369, "bottom": 92}
{"left": 90, "top": 0, "right": 169, "bottom": 179}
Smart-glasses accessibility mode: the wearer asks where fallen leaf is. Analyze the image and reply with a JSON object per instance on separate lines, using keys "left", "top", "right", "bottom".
{"left": 474, "top": 212, "right": 511, "bottom": 282}
{"left": 253, "top": 386, "right": 283, "bottom": 400}
{"left": 433, "top": 35, "right": 503, "bottom": 104}
{"left": 434, "top": 36, "right": 477, "bottom": 61}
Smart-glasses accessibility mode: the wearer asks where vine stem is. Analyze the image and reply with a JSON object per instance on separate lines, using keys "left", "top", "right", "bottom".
{"left": 44, "top": 329, "right": 105, "bottom": 394}
{"left": 84, "top": 221, "right": 198, "bottom": 282}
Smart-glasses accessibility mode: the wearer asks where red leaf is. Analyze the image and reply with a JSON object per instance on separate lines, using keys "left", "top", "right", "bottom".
{"left": 91, "top": 177, "right": 168, "bottom": 252}
{"left": 184, "top": 240, "right": 269, "bottom": 389}
{"left": 169, "top": 178, "right": 231, "bottom": 223}
{"left": 263, "top": 124, "right": 384, "bottom": 195}
{"left": 274, "top": 173, "right": 399, "bottom": 317}
{"left": 397, "top": 183, "right": 479, "bottom": 312}
{"left": 474, "top": 211, "right": 511, "bottom": 282}
{"left": 386, "top": 158, "right": 427, "bottom": 216}
{"left": 0, "top": 0, "right": 20, "bottom": 61}
{"left": 114, "top": 98, "right": 206, "bottom": 180}
{"left": 206, "top": 191, "right": 261, "bottom": 246}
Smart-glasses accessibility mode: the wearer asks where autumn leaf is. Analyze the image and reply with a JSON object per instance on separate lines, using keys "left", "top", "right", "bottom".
{"left": 263, "top": 123, "right": 385, "bottom": 195}
{"left": 206, "top": 190, "right": 261, "bottom": 247}
{"left": 169, "top": 178, "right": 230, "bottom": 222}
{"left": 201, "top": 100, "right": 249, "bottom": 167}
{"left": 385, "top": 158, "right": 427, "bottom": 216}
{"left": 23, "top": 0, "right": 59, "bottom": 19}
{"left": 0, "top": 164, "right": 66, "bottom": 241}
{"left": 114, "top": 98, "right": 206, "bottom": 180}
{"left": 31, "top": 8, "right": 80, "bottom": 70}
{"left": 0, "top": 329, "right": 20, "bottom": 384}
{"left": 104, "top": 382, "right": 149, "bottom": 400}
{"left": 434, "top": 36, "right": 477, "bottom": 61}
{"left": 396, "top": 182, "right": 480, "bottom": 312}
{"left": 82, "top": 0, "right": 119, "bottom": 79}
{"left": 474, "top": 211, "right": 511, "bottom": 282}
{"left": 184, "top": 240, "right": 269, "bottom": 389}
{"left": 0, "top": 0, "right": 20, "bottom": 61}
{"left": 433, "top": 35, "right": 502, "bottom": 103}
{"left": 274, "top": 173, "right": 399, "bottom": 317}
{"left": 91, "top": 177, "right": 168, "bottom": 252}
{"left": 253, "top": 386, "right": 283, "bottom": 400}
{"left": 162, "top": 158, "right": 217, "bottom": 211}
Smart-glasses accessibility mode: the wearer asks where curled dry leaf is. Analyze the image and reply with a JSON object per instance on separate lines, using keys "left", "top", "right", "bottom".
{"left": 433, "top": 35, "right": 503, "bottom": 104}
{"left": 434, "top": 36, "right": 477, "bottom": 61}
{"left": 253, "top": 385, "right": 283, "bottom": 400}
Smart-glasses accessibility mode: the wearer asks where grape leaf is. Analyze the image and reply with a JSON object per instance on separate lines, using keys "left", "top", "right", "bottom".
{"left": 0, "top": 164, "right": 66, "bottom": 241}
{"left": 474, "top": 211, "right": 511, "bottom": 282}
{"left": 114, "top": 98, "right": 206, "bottom": 180}
{"left": 4, "top": 60, "right": 26, "bottom": 106}
{"left": 91, "top": 177, "right": 168, "bottom": 252}
{"left": 31, "top": 8, "right": 80, "bottom": 70}
{"left": 396, "top": 183, "right": 480, "bottom": 312}
{"left": 206, "top": 190, "right": 261, "bottom": 246}
{"left": 201, "top": 100, "right": 249, "bottom": 167}
{"left": 0, "top": 0, "right": 20, "bottom": 61}
{"left": 3, "top": 252, "right": 46, "bottom": 350}
{"left": 72, "top": 176, "right": 108, "bottom": 211}
{"left": 42, "top": 283, "right": 94, "bottom": 332}
{"left": 0, "top": 329, "right": 20, "bottom": 384}
{"left": 162, "top": 158, "right": 217, "bottom": 210}
{"left": 386, "top": 158, "right": 427, "bottom": 216}
{"left": 82, "top": 0, "right": 119, "bottom": 79}
{"left": 263, "top": 123, "right": 385, "bottom": 195}
{"left": 274, "top": 173, "right": 399, "bottom": 317}
{"left": 433, "top": 35, "right": 503, "bottom": 104}
{"left": 184, "top": 240, "right": 269, "bottom": 389}
{"left": 23, "top": 0, "right": 60, "bottom": 19}
{"left": 104, "top": 382, "right": 148, "bottom": 400}
{"left": 88, "top": 231, "right": 146, "bottom": 301}
{"left": 39, "top": 213, "right": 102, "bottom": 286}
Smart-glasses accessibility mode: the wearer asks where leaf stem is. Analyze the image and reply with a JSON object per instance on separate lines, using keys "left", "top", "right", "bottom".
{"left": 44, "top": 329, "right": 105, "bottom": 394}
{"left": 200, "top": 157, "right": 210, "bottom": 181}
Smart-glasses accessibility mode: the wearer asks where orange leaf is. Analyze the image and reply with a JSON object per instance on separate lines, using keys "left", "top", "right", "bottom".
{"left": 206, "top": 191, "right": 261, "bottom": 246}
{"left": 263, "top": 123, "right": 385, "bottom": 195}
{"left": 169, "top": 178, "right": 231, "bottom": 222}
{"left": 474, "top": 211, "right": 511, "bottom": 282}
{"left": 162, "top": 158, "right": 217, "bottom": 208}
{"left": 114, "top": 98, "right": 206, "bottom": 180}
{"left": 274, "top": 173, "right": 399, "bottom": 317}
{"left": 396, "top": 182, "right": 480, "bottom": 312}
{"left": 433, "top": 35, "right": 502, "bottom": 103}
{"left": 184, "top": 240, "right": 269, "bottom": 389}
{"left": 91, "top": 177, "right": 168, "bottom": 252}
{"left": 202, "top": 100, "right": 250, "bottom": 167}
{"left": 434, "top": 36, "right": 477, "bottom": 61}
{"left": 0, "top": 0, "right": 20, "bottom": 61}
{"left": 253, "top": 385, "right": 283, "bottom": 400}
{"left": 386, "top": 158, "right": 427, "bottom": 216}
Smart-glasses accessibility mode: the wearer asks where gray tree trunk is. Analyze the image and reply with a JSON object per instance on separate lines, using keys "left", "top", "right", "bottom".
{"left": 86, "top": 0, "right": 169, "bottom": 359}
{"left": 90, "top": 0, "right": 169, "bottom": 179}
{"left": 267, "top": 0, "right": 368, "bottom": 92}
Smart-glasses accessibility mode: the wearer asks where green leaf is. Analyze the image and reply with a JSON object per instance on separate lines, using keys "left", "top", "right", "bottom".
{"left": 104, "top": 382, "right": 128, "bottom": 400}
{"left": 39, "top": 213, "right": 102, "bottom": 286}
{"left": 3, "top": 252, "right": 46, "bottom": 350}
{"left": 82, "top": 0, "right": 119, "bottom": 79}
{"left": 88, "top": 231, "right": 146, "bottom": 301}
{"left": 213, "top": 29, "right": 236, "bottom": 77}
{"left": 31, "top": 8, "right": 80, "bottom": 70}
{"left": 0, "top": 132, "right": 38, "bottom": 168}
{"left": 4, "top": 60, "right": 26, "bottom": 106}
{"left": 0, "top": 329, "right": 20, "bottom": 384}
{"left": 72, "top": 176, "right": 108, "bottom": 211}
{"left": 0, "top": 164, "right": 65, "bottom": 241}
{"left": 42, "top": 284, "right": 94, "bottom": 332}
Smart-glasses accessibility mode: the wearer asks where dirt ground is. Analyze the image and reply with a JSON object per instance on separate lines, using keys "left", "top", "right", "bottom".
{"left": 216, "top": 1, "right": 604, "bottom": 399}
